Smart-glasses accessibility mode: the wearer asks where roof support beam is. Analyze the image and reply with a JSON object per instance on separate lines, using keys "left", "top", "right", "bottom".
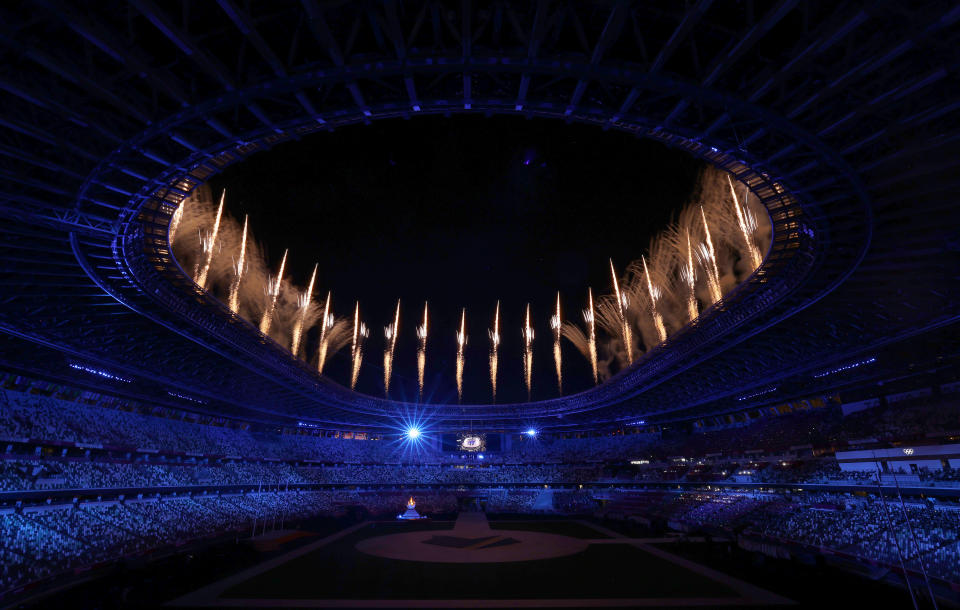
{"left": 0, "top": 143, "right": 86, "bottom": 180}
{"left": 0, "top": 76, "right": 124, "bottom": 145}
{"left": 0, "top": 14, "right": 150, "bottom": 124}
{"left": 566, "top": 2, "right": 627, "bottom": 114}
{"left": 462, "top": 0, "right": 472, "bottom": 109}
{"left": 0, "top": 116, "right": 101, "bottom": 163}
{"left": 610, "top": 0, "right": 712, "bottom": 124}
{"left": 302, "top": 0, "right": 370, "bottom": 114}
{"left": 749, "top": 11, "right": 868, "bottom": 103}
{"left": 129, "top": 0, "right": 235, "bottom": 91}
{"left": 217, "top": 0, "right": 286, "bottom": 77}
{"left": 650, "top": 0, "right": 713, "bottom": 73}
{"left": 666, "top": 0, "right": 798, "bottom": 125}
{"left": 783, "top": 4, "right": 960, "bottom": 122}
{"left": 382, "top": 0, "right": 419, "bottom": 111}
{"left": 515, "top": 0, "right": 549, "bottom": 111}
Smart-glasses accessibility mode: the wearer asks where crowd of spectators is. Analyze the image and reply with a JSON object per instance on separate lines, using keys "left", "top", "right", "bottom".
{"left": 598, "top": 489, "right": 960, "bottom": 584}
{"left": 3, "top": 386, "right": 960, "bottom": 595}
{"left": 2, "top": 385, "right": 958, "bottom": 497}
{"left": 485, "top": 489, "right": 540, "bottom": 512}
{"left": 3, "top": 388, "right": 959, "bottom": 468}
{"left": 0, "top": 492, "right": 347, "bottom": 594}
{"left": 0, "top": 458, "right": 606, "bottom": 491}
{"left": 295, "top": 464, "right": 600, "bottom": 485}
{"left": 0, "top": 390, "right": 261, "bottom": 457}
{"left": 0, "top": 486, "right": 592, "bottom": 595}
{"left": 0, "top": 492, "right": 346, "bottom": 594}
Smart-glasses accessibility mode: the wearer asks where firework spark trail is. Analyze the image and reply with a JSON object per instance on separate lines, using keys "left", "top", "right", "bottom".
{"left": 192, "top": 229, "right": 205, "bottom": 282}
{"left": 259, "top": 249, "right": 288, "bottom": 336}
{"left": 522, "top": 303, "right": 535, "bottom": 401}
{"left": 681, "top": 229, "right": 698, "bottom": 322}
{"left": 383, "top": 299, "right": 401, "bottom": 396}
{"left": 171, "top": 167, "right": 772, "bottom": 393}
{"left": 609, "top": 259, "right": 633, "bottom": 363}
{"left": 416, "top": 302, "right": 428, "bottom": 400}
{"left": 228, "top": 215, "right": 248, "bottom": 314}
{"left": 727, "top": 175, "right": 763, "bottom": 270}
{"left": 195, "top": 190, "right": 225, "bottom": 289}
{"left": 169, "top": 200, "right": 185, "bottom": 243}
{"left": 698, "top": 206, "right": 723, "bottom": 303}
{"left": 550, "top": 292, "right": 562, "bottom": 395}
{"left": 350, "top": 302, "right": 368, "bottom": 390}
{"left": 455, "top": 309, "right": 467, "bottom": 403}
{"left": 316, "top": 292, "right": 333, "bottom": 373}
{"left": 584, "top": 287, "right": 598, "bottom": 384}
{"left": 642, "top": 256, "right": 667, "bottom": 343}
{"left": 290, "top": 263, "right": 317, "bottom": 357}
{"left": 488, "top": 301, "right": 501, "bottom": 402}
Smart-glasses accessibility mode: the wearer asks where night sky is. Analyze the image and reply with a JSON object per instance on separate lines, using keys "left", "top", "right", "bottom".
{"left": 208, "top": 116, "right": 703, "bottom": 404}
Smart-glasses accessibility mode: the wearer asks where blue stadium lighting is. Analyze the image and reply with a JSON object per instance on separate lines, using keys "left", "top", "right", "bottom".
{"left": 166, "top": 391, "right": 208, "bottom": 405}
{"left": 525, "top": 428, "right": 537, "bottom": 437}
{"left": 68, "top": 363, "right": 130, "bottom": 383}
{"left": 478, "top": 454, "right": 484, "bottom": 460}
{"left": 389, "top": 408, "right": 434, "bottom": 457}
{"left": 813, "top": 357, "right": 877, "bottom": 379}
{"left": 737, "top": 387, "right": 778, "bottom": 401}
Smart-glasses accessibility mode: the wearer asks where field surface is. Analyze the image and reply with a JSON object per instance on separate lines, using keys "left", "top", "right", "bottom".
{"left": 171, "top": 513, "right": 792, "bottom": 607}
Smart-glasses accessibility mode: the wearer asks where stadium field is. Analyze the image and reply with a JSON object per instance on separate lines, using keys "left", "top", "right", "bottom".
{"left": 172, "top": 514, "right": 791, "bottom": 607}
{"left": 484, "top": 519, "right": 613, "bottom": 539}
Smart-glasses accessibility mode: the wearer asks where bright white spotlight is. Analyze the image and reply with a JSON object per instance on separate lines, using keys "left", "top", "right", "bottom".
{"left": 525, "top": 428, "right": 538, "bottom": 437}
{"left": 406, "top": 427, "right": 421, "bottom": 440}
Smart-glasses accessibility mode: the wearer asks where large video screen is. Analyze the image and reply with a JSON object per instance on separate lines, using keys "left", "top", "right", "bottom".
{"left": 441, "top": 433, "right": 501, "bottom": 452}
{"left": 458, "top": 432, "right": 486, "bottom": 452}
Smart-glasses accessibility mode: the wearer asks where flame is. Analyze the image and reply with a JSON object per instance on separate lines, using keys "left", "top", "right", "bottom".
{"left": 383, "top": 299, "right": 400, "bottom": 396}
{"left": 259, "top": 248, "right": 288, "bottom": 336}
{"left": 488, "top": 301, "right": 500, "bottom": 402}
{"left": 416, "top": 301, "right": 428, "bottom": 399}
{"left": 195, "top": 189, "right": 225, "bottom": 289}
{"left": 550, "top": 292, "right": 562, "bottom": 395}
{"left": 407, "top": 497, "right": 415, "bottom": 508}
{"left": 455, "top": 308, "right": 467, "bottom": 403}
{"left": 609, "top": 259, "right": 633, "bottom": 363}
{"left": 584, "top": 287, "right": 598, "bottom": 384}
{"left": 642, "top": 256, "right": 666, "bottom": 343}
{"left": 727, "top": 174, "right": 763, "bottom": 270}
{"left": 228, "top": 215, "right": 248, "bottom": 314}
{"left": 290, "top": 263, "right": 318, "bottom": 357}
{"left": 522, "top": 303, "right": 534, "bottom": 400}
